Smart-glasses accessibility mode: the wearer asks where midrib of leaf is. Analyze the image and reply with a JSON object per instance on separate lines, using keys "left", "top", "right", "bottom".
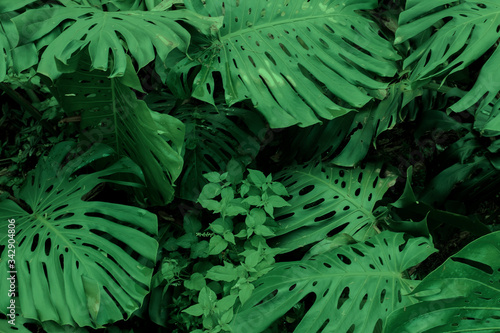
{"left": 218, "top": 12, "right": 354, "bottom": 44}
{"left": 30, "top": 213, "right": 89, "bottom": 275}
{"left": 294, "top": 170, "right": 378, "bottom": 219}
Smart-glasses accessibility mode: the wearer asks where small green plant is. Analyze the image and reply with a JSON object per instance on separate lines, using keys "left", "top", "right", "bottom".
{"left": 172, "top": 170, "right": 289, "bottom": 332}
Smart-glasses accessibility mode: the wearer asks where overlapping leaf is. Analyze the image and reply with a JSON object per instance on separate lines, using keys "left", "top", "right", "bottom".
{"left": 396, "top": 0, "right": 500, "bottom": 112}
{"left": 384, "top": 231, "right": 500, "bottom": 332}
{"left": 0, "top": 11, "right": 38, "bottom": 80}
{"left": 270, "top": 162, "right": 396, "bottom": 252}
{"left": 283, "top": 81, "right": 428, "bottom": 166}
{"left": 50, "top": 54, "right": 184, "bottom": 205}
{"left": 0, "top": 142, "right": 158, "bottom": 328}
{"left": 12, "top": 5, "right": 221, "bottom": 79}
{"left": 231, "top": 232, "right": 435, "bottom": 333}
{"left": 171, "top": 0, "right": 400, "bottom": 128}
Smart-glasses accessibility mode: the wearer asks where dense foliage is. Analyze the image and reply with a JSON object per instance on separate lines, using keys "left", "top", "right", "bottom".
{"left": 0, "top": 0, "right": 499, "bottom": 332}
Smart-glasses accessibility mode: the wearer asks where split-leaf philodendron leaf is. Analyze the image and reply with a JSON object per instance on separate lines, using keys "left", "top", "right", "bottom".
{"left": 49, "top": 53, "right": 184, "bottom": 206}
{"left": 396, "top": 0, "right": 500, "bottom": 113}
{"left": 0, "top": 141, "right": 158, "bottom": 328}
{"left": 12, "top": 5, "right": 222, "bottom": 79}
{"left": 173, "top": 0, "right": 400, "bottom": 128}
{"left": 231, "top": 231, "right": 436, "bottom": 332}
{"left": 271, "top": 162, "right": 396, "bottom": 252}
{"left": 384, "top": 231, "right": 500, "bottom": 333}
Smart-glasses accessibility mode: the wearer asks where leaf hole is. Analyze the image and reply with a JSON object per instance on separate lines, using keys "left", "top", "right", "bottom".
{"left": 314, "top": 210, "right": 336, "bottom": 222}
{"left": 380, "top": 289, "right": 386, "bottom": 303}
{"left": 265, "top": 51, "right": 277, "bottom": 66}
{"left": 337, "top": 287, "right": 349, "bottom": 309}
{"left": 352, "top": 248, "right": 365, "bottom": 257}
{"left": 31, "top": 233, "right": 39, "bottom": 252}
{"left": 299, "top": 185, "right": 314, "bottom": 196}
{"left": 296, "top": 36, "right": 309, "bottom": 50}
{"left": 44, "top": 238, "right": 51, "bottom": 256}
{"left": 279, "top": 43, "right": 292, "bottom": 57}
{"left": 451, "top": 257, "right": 493, "bottom": 274}
{"left": 337, "top": 254, "right": 351, "bottom": 265}
{"left": 303, "top": 198, "right": 324, "bottom": 209}
{"left": 359, "top": 294, "right": 368, "bottom": 310}
{"left": 248, "top": 55, "right": 256, "bottom": 67}
{"left": 275, "top": 212, "right": 294, "bottom": 221}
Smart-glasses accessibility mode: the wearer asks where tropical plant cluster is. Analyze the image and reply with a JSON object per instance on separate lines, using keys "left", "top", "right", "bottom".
{"left": 0, "top": 0, "right": 499, "bottom": 332}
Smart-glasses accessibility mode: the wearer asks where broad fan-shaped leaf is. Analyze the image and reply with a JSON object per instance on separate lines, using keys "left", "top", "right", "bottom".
{"left": 396, "top": 0, "right": 500, "bottom": 112}
{"left": 172, "top": 0, "right": 400, "bottom": 128}
{"left": 12, "top": 5, "right": 222, "bottom": 79}
{"left": 48, "top": 53, "right": 184, "bottom": 205}
{"left": 270, "top": 162, "right": 396, "bottom": 252}
{"left": 384, "top": 231, "right": 500, "bottom": 333}
{"left": 0, "top": 141, "right": 158, "bottom": 328}
{"left": 230, "top": 232, "right": 435, "bottom": 333}
{"left": 173, "top": 105, "right": 263, "bottom": 201}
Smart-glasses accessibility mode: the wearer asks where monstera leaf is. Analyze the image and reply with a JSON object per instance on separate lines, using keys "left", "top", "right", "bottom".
{"left": 173, "top": 105, "right": 263, "bottom": 201}
{"left": 12, "top": 5, "right": 221, "bottom": 79}
{"left": 396, "top": 0, "right": 500, "bottom": 112}
{"left": 230, "top": 232, "right": 435, "bottom": 332}
{"left": 48, "top": 53, "right": 184, "bottom": 205}
{"left": 170, "top": 0, "right": 400, "bottom": 128}
{"left": 384, "top": 231, "right": 500, "bottom": 332}
{"left": 0, "top": 141, "right": 158, "bottom": 328}
{"left": 270, "top": 163, "right": 396, "bottom": 252}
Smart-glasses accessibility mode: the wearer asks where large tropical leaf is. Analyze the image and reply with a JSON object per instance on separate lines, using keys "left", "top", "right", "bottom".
{"left": 270, "top": 162, "right": 396, "bottom": 252}
{"left": 170, "top": 0, "right": 400, "bottom": 128}
{"left": 396, "top": 0, "right": 500, "bottom": 112}
{"left": 172, "top": 105, "right": 263, "bottom": 201}
{"left": 12, "top": 4, "right": 221, "bottom": 79}
{"left": 231, "top": 232, "right": 435, "bottom": 333}
{"left": 0, "top": 141, "right": 158, "bottom": 328}
{"left": 48, "top": 53, "right": 184, "bottom": 205}
{"left": 384, "top": 231, "right": 500, "bottom": 333}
